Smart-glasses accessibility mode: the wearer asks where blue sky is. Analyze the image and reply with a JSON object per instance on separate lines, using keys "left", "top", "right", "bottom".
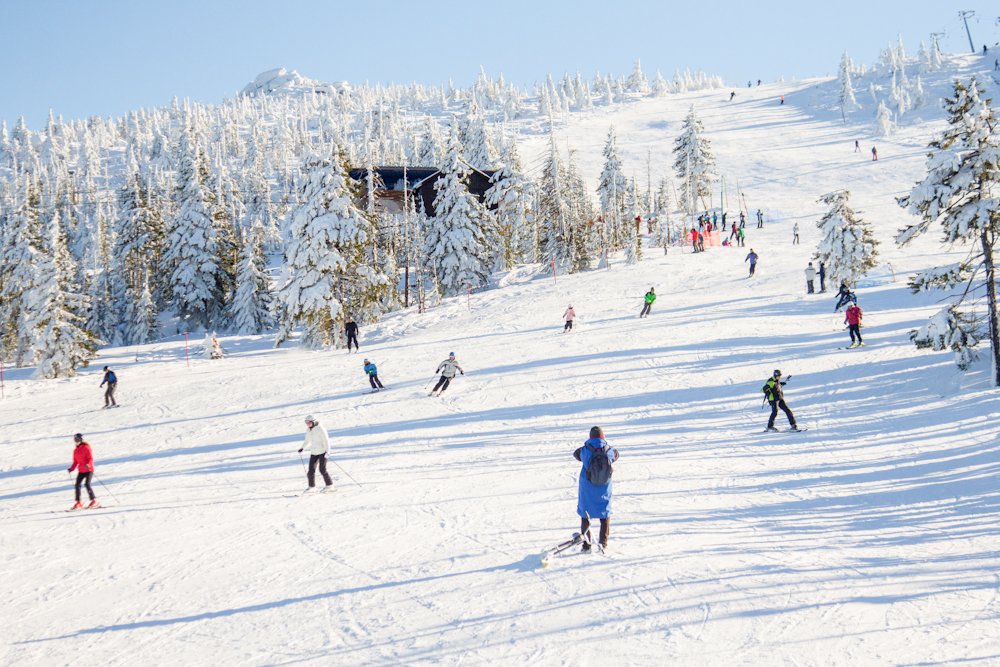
{"left": 3, "top": 1, "right": 998, "bottom": 129}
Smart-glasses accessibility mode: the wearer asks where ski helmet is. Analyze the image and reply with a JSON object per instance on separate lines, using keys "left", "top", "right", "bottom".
{"left": 363, "top": 359, "right": 369, "bottom": 363}
{"left": 304, "top": 415, "right": 315, "bottom": 424}
{"left": 773, "top": 369, "right": 782, "bottom": 377}
{"left": 449, "top": 352, "right": 455, "bottom": 358}
{"left": 73, "top": 433, "right": 84, "bottom": 443}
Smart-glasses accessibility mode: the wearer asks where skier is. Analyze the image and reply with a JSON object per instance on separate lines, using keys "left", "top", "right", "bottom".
{"left": 563, "top": 304, "right": 576, "bottom": 332}
{"left": 818, "top": 262, "right": 827, "bottom": 292}
{"left": 573, "top": 426, "right": 619, "bottom": 553}
{"left": 100, "top": 366, "right": 118, "bottom": 409}
{"left": 67, "top": 433, "right": 98, "bottom": 510}
{"left": 845, "top": 302, "right": 864, "bottom": 347}
{"left": 745, "top": 249, "right": 758, "bottom": 277}
{"left": 430, "top": 352, "right": 464, "bottom": 396}
{"left": 712, "top": 212, "right": 718, "bottom": 227}
{"left": 805, "top": 262, "right": 816, "bottom": 294}
{"left": 756, "top": 209, "right": 764, "bottom": 229}
{"left": 792, "top": 222, "right": 800, "bottom": 245}
{"left": 854, "top": 140, "right": 860, "bottom": 153}
{"left": 739, "top": 211, "right": 746, "bottom": 228}
{"left": 697, "top": 230, "right": 705, "bottom": 252}
{"left": 757, "top": 79, "right": 761, "bottom": 86}
{"left": 763, "top": 370, "right": 799, "bottom": 432}
{"left": 834, "top": 281, "right": 856, "bottom": 312}
{"left": 639, "top": 288, "right": 656, "bottom": 318}
{"left": 209, "top": 335, "right": 225, "bottom": 360}
{"left": 363, "top": 359, "right": 385, "bottom": 391}
{"left": 721, "top": 211, "right": 728, "bottom": 229}
{"left": 729, "top": 91, "right": 736, "bottom": 101}
{"left": 729, "top": 223, "right": 739, "bottom": 243}
{"left": 689, "top": 227, "right": 699, "bottom": 253}
{"left": 297, "top": 415, "right": 334, "bottom": 492}
{"left": 345, "top": 317, "right": 359, "bottom": 352}
{"left": 779, "top": 95, "right": 785, "bottom": 105}
{"left": 871, "top": 146, "right": 878, "bottom": 161}
{"left": 736, "top": 226, "right": 746, "bottom": 247}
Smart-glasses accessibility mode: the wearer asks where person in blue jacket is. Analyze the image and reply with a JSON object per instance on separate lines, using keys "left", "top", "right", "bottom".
{"left": 363, "top": 359, "right": 385, "bottom": 391}
{"left": 99, "top": 366, "right": 118, "bottom": 408}
{"left": 573, "top": 426, "right": 620, "bottom": 553}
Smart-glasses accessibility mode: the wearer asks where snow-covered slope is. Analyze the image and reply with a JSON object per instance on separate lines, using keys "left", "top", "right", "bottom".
{"left": 3, "top": 61, "right": 1000, "bottom": 666}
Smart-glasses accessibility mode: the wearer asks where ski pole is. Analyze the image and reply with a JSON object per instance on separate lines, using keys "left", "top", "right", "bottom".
{"left": 424, "top": 374, "right": 437, "bottom": 390}
{"left": 92, "top": 473, "right": 121, "bottom": 505}
{"left": 331, "top": 459, "right": 362, "bottom": 487}
{"left": 297, "top": 451, "right": 307, "bottom": 475}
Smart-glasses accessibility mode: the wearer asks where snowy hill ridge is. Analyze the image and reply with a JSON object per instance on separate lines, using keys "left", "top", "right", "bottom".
{"left": 241, "top": 67, "right": 350, "bottom": 97}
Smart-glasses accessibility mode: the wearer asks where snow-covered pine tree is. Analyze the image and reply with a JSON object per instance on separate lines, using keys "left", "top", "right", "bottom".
{"left": 654, "top": 177, "right": 672, "bottom": 253}
{"left": 875, "top": 100, "right": 894, "bottom": 137}
{"left": 897, "top": 77, "right": 1000, "bottom": 383}
{"left": 838, "top": 51, "right": 859, "bottom": 117}
{"left": 537, "top": 133, "right": 572, "bottom": 272}
{"left": 814, "top": 190, "right": 880, "bottom": 288}
{"left": 624, "top": 177, "right": 641, "bottom": 264}
{"left": 460, "top": 96, "right": 497, "bottom": 170}
{"left": 626, "top": 60, "right": 650, "bottom": 94}
{"left": 29, "top": 210, "right": 97, "bottom": 378}
{"left": 164, "top": 121, "right": 222, "bottom": 330}
{"left": 651, "top": 70, "right": 669, "bottom": 97}
{"left": 673, "top": 106, "right": 716, "bottom": 214}
{"left": 564, "top": 150, "right": 594, "bottom": 273}
{"left": 426, "top": 118, "right": 489, "bottom": 294}
{"left": 596, "top": 126, "right": 627, "bottom": 249}
{"left": 485, "top": 139, "right": 533, "bottom": 271}
{"left": 120, "top": 272, "right": 158, "bottom": 346}
{"left": 0, "top": 178, "right": 42, "bottom": 364}
{"left": 276, "top": 148, "right": 385, "bottom": 348}
{"left": 230, "top": 223, "right": 274, "bottom": 334}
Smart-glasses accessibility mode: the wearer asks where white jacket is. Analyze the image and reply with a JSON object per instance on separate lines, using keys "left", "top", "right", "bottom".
{"left": 805, "top": 265, "right": 816, "bottom": 280}
{"left": 302, "top": 423, "right": 330, "bottom": 455}
{"left": 437, "top": 358, "right": 463, "bottom": 378}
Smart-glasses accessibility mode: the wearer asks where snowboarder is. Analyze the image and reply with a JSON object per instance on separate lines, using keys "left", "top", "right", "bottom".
{"left": 573, "top": 426, "right": 619, "bottom": 553}
{"left": 871, "top": 146, "right": 878, "bottom": 161}
{"left": 845, "top": 302, "right": 864, "bottom": 347}
{"left": 818, "top": 262, "right": 826, "bottom": 292}
{"left": 68, "top": 433, "right": 98, "bottom": 510}
{"left": 209, "top": 335, "right": 225, "bottom": 360}
{"left": 756, "top": 209, "right": 764, "bottom": 229}
{"left": 345, "top": 317, "right": 359, "bottom": 352}
{"left": 805, "top": 262, "right": 816, "bottom": 294}
{"left": 297, "top": 415, "right": 334, "bottom": 492}
{"left": 363, "top": 359, "right": 385, "bottom": 391}
{"left": 563, "top": 305, "right": 576, "bottom": 332}
{"left": 431, "top": 353, "right": 464, "bottom": 396}
{"left": 834, "top": 281, "right": 856, "bottom": 312}
{"left": 763, "top": 370, "right": 799, "bottom": 432}
{"left": 745, "top": 249, "right": 758, "bottom": 277}
{"left": 100, "top": 366, "right": 118, "bottom": 408}
{"left": 792, "top": 222, "right": 800, "bottom": 245}
{"left": 639, "top": 288, "right": 656, "bottom": 318}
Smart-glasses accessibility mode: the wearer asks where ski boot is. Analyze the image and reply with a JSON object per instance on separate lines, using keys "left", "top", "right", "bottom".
{"left": 70, "top": 501, "right": 83, "bottom": 510}
{"left": 87, "top": 499, "right": 100, "bottom": 509}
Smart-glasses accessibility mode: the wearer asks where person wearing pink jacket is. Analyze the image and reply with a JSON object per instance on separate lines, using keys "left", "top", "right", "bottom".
{"left": 563, "top": 305, "right": 576, "bottom": 333}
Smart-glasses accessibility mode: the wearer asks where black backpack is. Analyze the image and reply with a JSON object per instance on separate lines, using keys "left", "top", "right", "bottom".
{"left": 585, "top": 445, "right": 613, "bottom": 484}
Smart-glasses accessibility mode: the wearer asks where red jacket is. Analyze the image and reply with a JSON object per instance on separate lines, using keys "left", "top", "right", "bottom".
{"left": 845, "top": 305, "right": 863, "bottom": 326}
{"left": 70, "top": 443, "right": 94, "bottom": 473}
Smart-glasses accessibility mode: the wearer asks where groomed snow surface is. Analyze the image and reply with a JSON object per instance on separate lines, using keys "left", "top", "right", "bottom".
{"left": 4, "top": 71, "right": 1000, "bottom": 666}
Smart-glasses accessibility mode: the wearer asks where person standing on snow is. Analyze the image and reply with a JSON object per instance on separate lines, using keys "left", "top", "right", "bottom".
{"left": 99, "top": 366, "right": 118, "bottom": 409}
{"left": 736, "top": 226, "right": 746, "bottom": 247}
{"left": 363, "top": 359, "right": 385, "bottom": 391}
{"left": 689, "top": 228, "right": 699, "bottom": 253}
{"left": 756, "top": 209, "right": 764, "bottom": 228}
{"left": 745, "top": 249, "right": 759, "bottom": 277}
{"left": 573, "top": 426, "right": 619, "bottom": 553}
{"left": 431, "top": 353, "right": 464, "bottom": 396}
{"left": 297, "top": 415, "right": 334, "bottom": 492}
{"left": 68, "top": 433, "right": 98, "bottom": 510}
{"left": 871, "top": 146, "right": 878, "bottom": 161}
{"left": 805, "top": 262, "right": 817, "bottom": 293}
{"left": 639, "top": 287, "right": 656, "bottom": 318}
{"left": 763, "top": 370, "right": 799, "bottom": 432}
{"left": 345, "top": 317, "right": 360, "bottom": 353}
{"left": 563, "top": 305, "right": 576, "bottom": 332}
{"left": 845, "top": 302, "right": 864, "bottom": 348}
{"left": 818, "top": 262, "right": 827, "bottom": 292}
{"left": 739, "top": 211, "right": 746, "bottom": 228}
{"left": 792, "top": 222, "right": 800, "bottom": 245}
{"left": 854, "top": 140, "right": 861, "bottom": 153}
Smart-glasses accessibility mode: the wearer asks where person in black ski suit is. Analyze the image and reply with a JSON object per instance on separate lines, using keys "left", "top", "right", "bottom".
{"left": 763, "top": 370, "right": 798, "bottom": 432}
{"left": 834, "top": 282, "right": 856, "bottom": 312}
{"left": 345, "top": 318, "right": 359, "bottom": 352}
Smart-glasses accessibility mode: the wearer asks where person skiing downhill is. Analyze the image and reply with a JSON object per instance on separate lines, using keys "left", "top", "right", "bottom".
{"left": 297, "top": 415, "right": 334, "bottom": 492}
{"left": 763, "top": 370, "right": 799, "bottom": 432}
{"left": 563, "top": 305, "right": 576, "bottom": 332}
{"left": 345, "top": 317, "right": 359, "bottom": 352}
{"left": 845, "top": 302, "right": 864, "bottom": 347}
{"left": 363, "top": 359, "right": 385, "bottom": 391}
{"left": 792, "top": 222, "right": 800, "bottom": 245}
{"left": 99, "top": 366, "right": 118, "bottom": 408}
{"left": 573, "top": 426, "right": 620, "bottom": 553}
{"left": 68, "top": 433, "right": 98, "bottom": 510}
{"left": 639, "top": 287, "right": 656, "bottom": 318}
{"left": 834, "top": 281, "right": 857, "bottom": 312}
{"left": 430, "top": 353, "right": 464, "bottom": 396}
{"left": 745, "top": 249, "right": 759, "bottom": 277}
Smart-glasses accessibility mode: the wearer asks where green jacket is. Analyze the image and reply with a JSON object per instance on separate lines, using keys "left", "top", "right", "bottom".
{"left": 763, "top": 377, "right": 786, "bottom": 402}
{"left": 644, "top": 291, "right": 656, "bottom": 304}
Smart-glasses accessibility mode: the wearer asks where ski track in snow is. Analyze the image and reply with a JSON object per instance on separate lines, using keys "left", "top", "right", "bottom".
{"left": 4, "top": 63, "right": 1000, "bottom": 665}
